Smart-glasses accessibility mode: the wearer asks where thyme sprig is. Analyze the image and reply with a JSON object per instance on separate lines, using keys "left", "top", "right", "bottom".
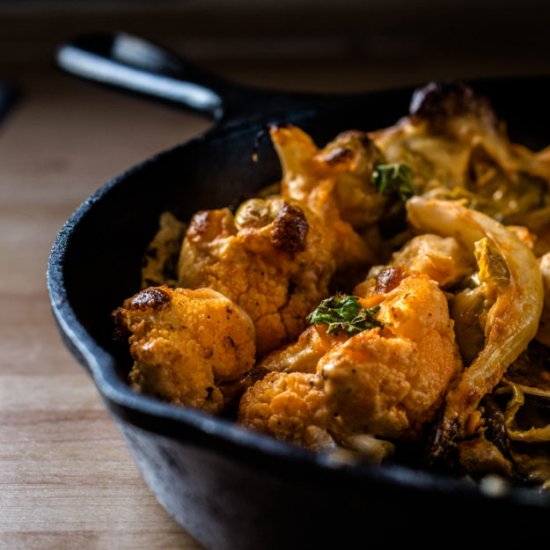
{"left": 372, "top": 163, "right": 415, "bottom": 202}
{"left": 306, "top": 294, "right": 383, "bottom": 336}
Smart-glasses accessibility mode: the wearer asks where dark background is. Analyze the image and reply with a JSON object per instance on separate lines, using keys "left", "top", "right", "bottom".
{"left": 2, "top": 0, "right": 550, "bottom": 92}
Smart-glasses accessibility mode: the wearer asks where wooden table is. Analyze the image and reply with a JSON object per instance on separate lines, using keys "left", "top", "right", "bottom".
{"left": 0, "top": 62, "right": 210, "bottom": 549}
{"left": 2, "top": 23, "right": 550, "bottom": 548}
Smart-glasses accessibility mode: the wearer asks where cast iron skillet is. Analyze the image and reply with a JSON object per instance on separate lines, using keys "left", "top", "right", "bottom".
{"left": 48, "top": 32, "right": 550, "bottom": 549}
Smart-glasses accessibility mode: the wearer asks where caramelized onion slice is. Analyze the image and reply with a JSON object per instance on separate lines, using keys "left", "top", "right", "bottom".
{"left": 407, "top": 197, "right": 543, "bottom": 442}
{"left": 498, "top": 381, "right": 550, "bottom": 443}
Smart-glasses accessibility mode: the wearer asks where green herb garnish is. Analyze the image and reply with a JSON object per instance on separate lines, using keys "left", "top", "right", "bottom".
{"left": 306, "top": 294, "right": 383, "bottom": 336}
{"left": 372, "top": 163, "right": 415, "bottom": 202}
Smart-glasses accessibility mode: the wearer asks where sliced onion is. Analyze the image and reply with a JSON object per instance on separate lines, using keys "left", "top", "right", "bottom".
{"left": 407, "top": 197, "right": 543, "bottom": 444}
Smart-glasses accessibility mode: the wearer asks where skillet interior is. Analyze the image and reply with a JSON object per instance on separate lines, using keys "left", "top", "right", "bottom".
{"left": 56, "top": 76, "right": 550, "bottom": 358}
{"left": 48, "top": 78, "right": 550, "bottom": 548}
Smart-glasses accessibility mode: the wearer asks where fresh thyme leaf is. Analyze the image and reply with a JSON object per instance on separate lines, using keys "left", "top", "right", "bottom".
{"left": 306, "top": 294, "right": 383, "bottom": 336}
{"left": 372, "top": 163, "right": 415, "bottom": 202}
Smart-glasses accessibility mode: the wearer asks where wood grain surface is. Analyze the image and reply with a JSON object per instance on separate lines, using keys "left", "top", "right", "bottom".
{"left": 0, "top": 64, "right": 209, "bottom": 549}
{"left": 2, "top": 16, "right": 550, "bottom": 548}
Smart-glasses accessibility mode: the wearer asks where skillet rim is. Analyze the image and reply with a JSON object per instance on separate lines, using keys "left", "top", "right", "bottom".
{"left": 47, "top": 91, "right": 550, "bottom": 512}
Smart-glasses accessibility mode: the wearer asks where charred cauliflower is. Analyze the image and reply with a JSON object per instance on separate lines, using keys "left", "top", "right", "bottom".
{"left": 271, "top": 125, "right": 385, "bottom": 229}
{"left": 270, "top": 125, "right": 379, "bottom": 273}
{"left": 113, "top": 286, "right": 256, "bottom": 412}
{"left": 178, "top": 197, "right": 335, "bottom": 355}
{"left": 238, "top": 371, "right": 334, "bottom": 450}
{"left": 239, "top": 268, "right": 463, "bottom": 445}
{"left": 321, "top": 268, "right": 463, "bottom": 440}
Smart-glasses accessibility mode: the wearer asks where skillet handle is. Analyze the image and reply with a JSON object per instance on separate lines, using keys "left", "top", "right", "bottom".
{"left": 56, "top": 32, "right": 247, "bottom": 122}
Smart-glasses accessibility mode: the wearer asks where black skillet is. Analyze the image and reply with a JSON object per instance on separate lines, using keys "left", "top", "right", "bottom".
{"left": 48, "top": 32, "right": 550, "bottom": 549}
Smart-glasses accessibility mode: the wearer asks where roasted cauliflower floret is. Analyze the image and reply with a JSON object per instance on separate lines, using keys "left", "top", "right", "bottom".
{"left": 270, "top": 125, "right": 379, "bottom": 273}
{"left": 319, "top": 268, "right": 463, "bottom": 440}
{"left": 238, "top": 371, "right": 334, "bottom": 450}
{"left": 259, "top": 325, "right": 347, "bottom": 375}
{"left": 242, "top": 268, "right": 462, "bottom": 445}
{"left": 271, "top": 125, "right": 385, "bottom": 228}
{"left": 113, "top": 286, "right": 256, "bottom": 413}
{"left": 389, "top": 234, "right": 473, "bottom": 287}
{"left": 178, "top": 197, "right": 335, "bottom": 355}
